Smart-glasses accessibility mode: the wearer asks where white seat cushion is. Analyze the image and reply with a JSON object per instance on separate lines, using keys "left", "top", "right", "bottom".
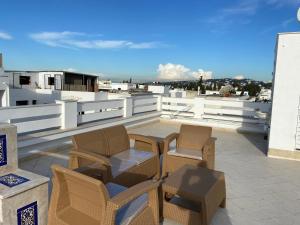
{"left": 167, "top": 148, "right": 203, "bottom": 160}
{"left": 106, "top": 183, "right": 148, "bottom": 225}
{"left": 110, "top": 149, "right": 155, "bottom": 178}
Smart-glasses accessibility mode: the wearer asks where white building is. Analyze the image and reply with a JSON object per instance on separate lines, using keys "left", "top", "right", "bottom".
{"left": 98, "top": 79, "right": 112, "bottom": 91}
{"left": 258, "top": 88, "right": 272, "bottom": 101}
{"left": 268, "top": 32, "right": 300, "bottom": 161}
{"left": 0, "top": 54, "right": 107, "bottom": 106}
{"left": 147, "top": 85, "right": 170, "bottom": 94}
{"left": 169, "top": 89, "right": 187, "bottom": 98}
{"left": 111, "top": 82, "right": 136, "bottom": 91}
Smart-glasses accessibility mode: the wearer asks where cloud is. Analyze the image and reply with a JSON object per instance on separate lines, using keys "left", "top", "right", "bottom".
{"left": 157, "top": 63, "right": 212, "bottom": 81}
{"left": 266, "top": 0, "right": 300, "bottom": 7}
{"left": 191, "top": 69, "right": 213, "bottom": 80}
{"left": 0, "top": 31, "right": 12, "bottom": 40}
{"left": 259, "top": 17, "right": 296, "bottom": 34}
{"left": 65, "top": 68, "right": 77, "bottom": 72}
{"left": 234, "top": 75, "right": 245, "bottom": 80}
{"left": 29, "top": 31, "right": 163, "bottom": 50}
{"left": 203, "top": 0, "right": 300, "bottom": 33}
{"left": 204, "top": 1, "right": 259, "bottom": 30}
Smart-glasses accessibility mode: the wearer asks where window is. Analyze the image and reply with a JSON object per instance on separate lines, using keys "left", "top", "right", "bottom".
{"left": 48, "top": 77, "right": 55, "bottom": 85}
{"left": 32, "top": 100, "right": 37, "bottom": 105}
{"left": 16, "top": 100, "right": 29, "bottom": 106}
{"left": 19, "top": 76, "right": 31, "bottom": 85}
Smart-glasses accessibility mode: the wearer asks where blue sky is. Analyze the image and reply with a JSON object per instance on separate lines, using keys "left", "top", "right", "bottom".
{"left": 0, "top": 0, "right": 300, "bottom": 81}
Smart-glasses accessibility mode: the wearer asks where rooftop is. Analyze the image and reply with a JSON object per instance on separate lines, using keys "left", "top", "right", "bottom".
{"left": 19, "top": 120, "right": 300, "bottom": 225}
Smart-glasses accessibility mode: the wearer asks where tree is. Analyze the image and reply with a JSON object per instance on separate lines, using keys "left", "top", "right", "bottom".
{"left": 244, "top": 82, "right": 261, "bottom": 97}
{"left": 213, "top": 82, "right": 217, "bottom": 91}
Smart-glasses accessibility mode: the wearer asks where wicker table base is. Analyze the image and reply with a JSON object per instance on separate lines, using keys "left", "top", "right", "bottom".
{"left": 162, "top": 165, "right": 226, "bottom": 225}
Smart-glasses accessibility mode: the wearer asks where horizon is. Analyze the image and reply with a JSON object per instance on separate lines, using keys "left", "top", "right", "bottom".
{"left": 1, "top": 0, "right": 300, "bottom": 81}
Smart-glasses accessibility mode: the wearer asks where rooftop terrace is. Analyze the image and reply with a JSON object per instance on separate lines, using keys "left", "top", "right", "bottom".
{"left": 19, "top": 120, "right": 300, "bottom": 225}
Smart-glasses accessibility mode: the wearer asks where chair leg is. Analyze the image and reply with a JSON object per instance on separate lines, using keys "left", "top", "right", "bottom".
{"left": 220, "top": 198, "right": 226, "bottom": 208}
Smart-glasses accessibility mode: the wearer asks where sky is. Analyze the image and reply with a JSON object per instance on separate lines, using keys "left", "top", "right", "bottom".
{"left": 0, "top": 0, "right": 300, "bottom": 82}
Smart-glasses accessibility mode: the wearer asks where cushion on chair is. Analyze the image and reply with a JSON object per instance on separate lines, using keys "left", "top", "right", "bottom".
{"left": 106, "top": 183, "right": 148, "bottom": 225}
{"left": 167, "top": 148, "right": 203, "bottom": 160}
{"left": 110, "top": 149, "right": 155, "bottom": 178}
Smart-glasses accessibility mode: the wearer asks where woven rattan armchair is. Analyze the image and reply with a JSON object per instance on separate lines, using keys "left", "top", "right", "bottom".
{"left": 48, "top": 164, "right": 160, "bottom": 225}
{"left": 69, "top": 125, "right": 160, "bottom": 187}
{"left": 162, "top": 124, "right": 215, "bottom": 177}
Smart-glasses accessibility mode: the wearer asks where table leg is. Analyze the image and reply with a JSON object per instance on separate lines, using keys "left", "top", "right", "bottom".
{"left": 220, "top": 198, "right": 226, "bottom": 208}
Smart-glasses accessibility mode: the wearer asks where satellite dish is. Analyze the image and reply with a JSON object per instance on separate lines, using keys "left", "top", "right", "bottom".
{"left": 298, "top": 8, "right": 300, "bottom": 22}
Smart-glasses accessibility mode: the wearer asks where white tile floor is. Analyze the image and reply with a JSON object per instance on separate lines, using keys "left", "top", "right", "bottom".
{"left": 19, "top": 121, "right": 300, "bottom": 225}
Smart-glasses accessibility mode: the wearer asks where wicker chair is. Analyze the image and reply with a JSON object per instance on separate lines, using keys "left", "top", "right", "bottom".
{"left": 48, "top": 164, "right": 160, "bottom": 225}
{"left": 69, "top": 125, "right": 160, "bottom": 187}
{"left": 162, "top": 124, "right": 215, "bottom": 177}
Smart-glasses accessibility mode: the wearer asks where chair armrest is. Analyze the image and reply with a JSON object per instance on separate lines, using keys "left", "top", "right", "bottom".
{"left": 202, "top": 137, "right": 216, "bottom": 152}
{"left": 108, "top": 180, "right": 160, "bottom": 209}
{"left": 128, "top": 134, "right": 159, "bottom": 154}
{"left": 163, "top": 133, "right": 179, "bottom": 152}
{"left": 69, "top": 150, "right": 111, "bottom": 169}
{"left": 202, "top": 137, "right": 216, "bottom": 170}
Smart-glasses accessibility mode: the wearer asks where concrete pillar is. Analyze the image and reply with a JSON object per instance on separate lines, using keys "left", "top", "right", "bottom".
{"left": 123, "top": 97, "right": 133, "bottom": 118}
{"left": 156, "top": 95, "right": 162, "bottom": 111}
{"left": 0, "top": 123, "right": 49, "bottom": 225}
{"left": 56, "top": 100, "right": 78, "bottom": 129}
{"left": 193, "top": 97, "right": 205, "bottom": 119}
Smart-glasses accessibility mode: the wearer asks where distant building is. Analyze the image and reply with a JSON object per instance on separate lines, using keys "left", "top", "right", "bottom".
{"left": 111, "top": 82, "right": 136, "bottom": 91}
{"left": 169, "top": 89, "right": 186, "bottom": 98}
{"left": 268, "top": 32, "right": 300, "bottom": 161}
{"left": 98, "top": 79, "right": 112, "bottom": 91}
{"left": 258, "top": 88, "right": 272, "bottom": 101}
{"left": 147, "top": 85, "right": 170, "bottom": 94}
{"left": 0, "top": 54, "right": 107, "bottom": 107}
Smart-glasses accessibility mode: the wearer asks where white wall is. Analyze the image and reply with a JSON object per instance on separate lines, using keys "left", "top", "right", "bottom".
{"left": 269, "top": 33, "right": 300, "bottom": 152}
{"left": 7, "top": 89, "right": 108, "bottom": 106}
{"left": 60, "top": 91, "right": 108, "bottom": 101}
{"left": 5, "top": 71, "right": 39, "bottom": 89}
{"left": 38, "top": 72, "right": 64, "bottom": 89}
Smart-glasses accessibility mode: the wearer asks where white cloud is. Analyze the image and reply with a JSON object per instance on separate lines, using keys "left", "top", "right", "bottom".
{"left": 29, "top": 31, "right": 162, "bottom": 50}
{"left": 204, "top": 0, "right": 300, "bottom": 33}
{"left": 234, "top": 75, "right": 245, "bottom": 80}
{"left": 157, "top": 63, "right": 212, "bottom": 81}
{"left": 192, "top": 69, "right": 213, "bottom": 80}
{"left": 0, "top": 31, "right": 12, "bottom": 40}
{"left": 65, "top": 68, "right": 77, "bottom": 72}
{"left": 266, "top": 0, "right": 300, "bottom": 7}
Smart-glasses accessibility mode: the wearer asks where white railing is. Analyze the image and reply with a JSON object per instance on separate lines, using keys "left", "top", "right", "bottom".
{"left": 203, "top": 99, "right": 270, "bottom": 123}
{"left": 0, "top": 104, "right": 62, "bottom": 133}
{"left": 162, "top": 97, "right": 195, "bottom": 117}
{"left": 133, "top": 96, "right": 158, "bottom": 114}
{"left": 0, "top": 95, "right": 271, "bottom": 135}
{"left": 77, "top": 99, "right": 124, "bottom": 124}
{"left": 161, "top": 97, "right": 271, "bottom": 124}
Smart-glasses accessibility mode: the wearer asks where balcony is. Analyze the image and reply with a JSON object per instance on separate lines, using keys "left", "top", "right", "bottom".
{"left": 1, "top": 95, "right": 299, "bottom": 224}
{"left": 18, "top": 120, "right": 300, "bottom": 225}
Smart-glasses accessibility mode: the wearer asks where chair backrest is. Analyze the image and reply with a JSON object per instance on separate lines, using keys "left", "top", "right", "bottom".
{"left": 72, "top": 129, "right": 109, "bottom": 156}
{"left": 103, "top": 125, "right": 130, "bottom": 156}
{"left": 49, "top": 165, "right": 109, "bottom": 225}
{"left": 177, "top": 124, "right": 212, "bottom": 150}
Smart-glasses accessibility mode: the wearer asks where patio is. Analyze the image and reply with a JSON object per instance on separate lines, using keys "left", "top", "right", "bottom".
{"left": 19, "top": 120, "right": 300, "bottom": 225}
